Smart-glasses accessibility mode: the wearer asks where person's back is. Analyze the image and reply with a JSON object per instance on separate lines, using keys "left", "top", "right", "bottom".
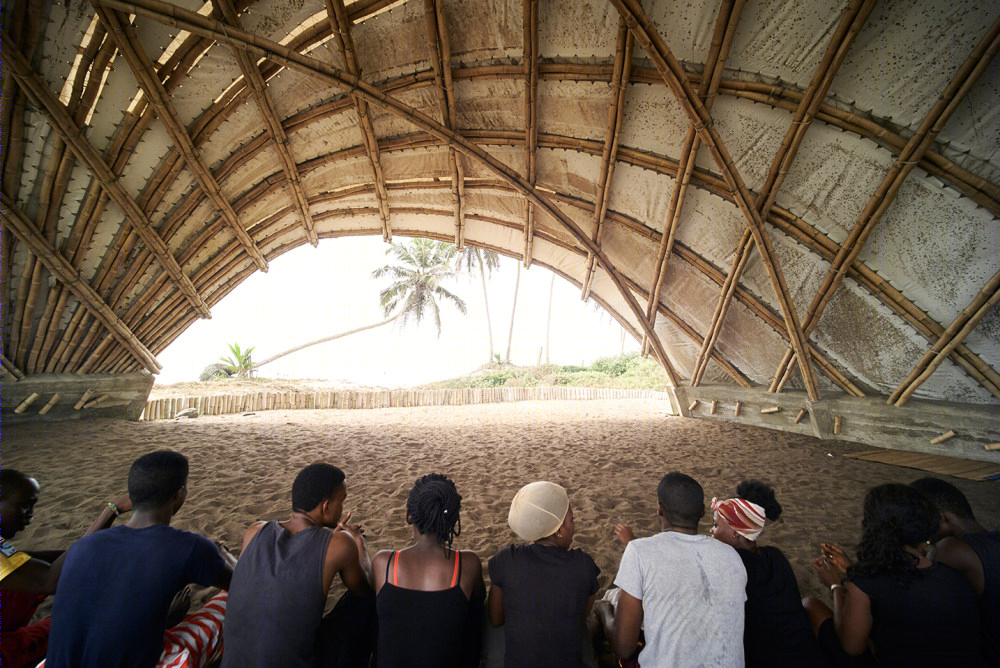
{"left": 619, "top": 530, "right": 746, "bottom": 666}
{"left": 222, "top": 463, "right": 375, "bottom": 668}
{"left": 959, "top": 530, "right": 999, "bottom": 667}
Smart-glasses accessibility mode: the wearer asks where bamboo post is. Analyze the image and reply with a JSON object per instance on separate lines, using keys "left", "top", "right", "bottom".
{"left": 833, "top": 416, "right": 842, "bottom": 435}
{"left": 710, "top": 399, "right": 717, "bottom": 414}
{"left": 14, "top": 393, "right": 41, "bottom": 414}
{"left": 760, "top": 406, "right": 780, "bottom": 414}
{"left": 734, "top": 401, "right": 741, "bottom": 417}
{"left": 84, "top": 394, "right": 110, "bottom": 409}
{"left": 794, "top": 409, "right": 806, "bottom": 424}
{"left": 73, "top": 389, "right": 95, "bottom": 409}
{"left": 688, "top": 400, "right": 699, "bottom": 411}
{"left": 37, "top": 393, "right": 61, "bottom": 415}
{"left": 929, "top": 430, "right": 956, "bottom": 445}
{"left": 985, "top": 443, "right": 1000, "bottom": 451}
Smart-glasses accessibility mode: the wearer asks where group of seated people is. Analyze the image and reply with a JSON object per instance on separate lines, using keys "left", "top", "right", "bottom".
{"left": 1, "top": 450, "right": 996, "bottom": 667}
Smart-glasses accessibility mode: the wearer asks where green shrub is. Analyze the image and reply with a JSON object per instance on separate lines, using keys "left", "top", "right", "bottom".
{"left": 560, "top": 365, "right": 588, "bottom": 373}
{"left": 591, "top": 353, "right": 638, "bottom": 377}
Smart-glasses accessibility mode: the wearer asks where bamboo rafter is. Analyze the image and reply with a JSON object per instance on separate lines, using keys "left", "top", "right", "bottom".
{"left": 580, "top": 19, "right": 633, "bottom": 301}
{"left": 769, "top": 13, "right": 1000, "bottom": 394}
{"left": 2, "top": 194, "right": 161, "bottom": 374}
{"left": 691, "top": 0, "right": 875, "bottom": 389}
{"left": 92, "top": 3, "right": 268, "bottom": 272}
{"left": 87, "top": 0, "right": 683, "bottom": 385}
{"left": 521, "top": 0, "right": 539, "bottom": 268}
{"left": 216, "top": 0, "right": 318, "bottom": 247}
{"left": 609, "top": 0, "right": 820, "bottom": 400}
{"left": 421, "top": 0, "right": 466, "bottom": 247}
{"left": 889, "top": 269, "right": 1000, "bottom": 406}
{"left": 326, "top": 0, "right": 393, "bottom": 242}
{"left": 643, "top": 0, "right": 744, "bottom": 352}
{"left": 0, "top": 35, "right": 212, "bottom": 320}
{"left": 2, "top": 353, "right": 25, "bottom": 380}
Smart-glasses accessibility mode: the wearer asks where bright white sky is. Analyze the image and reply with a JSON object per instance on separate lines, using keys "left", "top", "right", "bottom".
{"left": 155, "top": 236, "right": 639, "bottom": 387}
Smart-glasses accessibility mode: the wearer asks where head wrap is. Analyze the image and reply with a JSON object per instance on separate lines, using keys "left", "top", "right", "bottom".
{"left": 508, "top": 481, "right": 569, "bottom": 542}
{"left": 711, "top": 497, "right": 767, "bottom": 541}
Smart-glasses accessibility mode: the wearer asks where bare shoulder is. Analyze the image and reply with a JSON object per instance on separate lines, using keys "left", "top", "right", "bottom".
{"left": 241, "top": 520, "right": 268, "bottom": 550}
{"left": 935, "top": 536, "right": 979, "bottom": 568}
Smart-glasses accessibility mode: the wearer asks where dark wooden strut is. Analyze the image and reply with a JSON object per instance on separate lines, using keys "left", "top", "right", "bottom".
{"left": 91, "top": 3, "right": 269, "bottom": 273}
{"left": 89, "top": 0, "right": 682, "bottom": 386}
{"left": 609, "top": 0, "right": 820, "bottom": 400}
{"left": 2, "top": 194, "right": 161, "bottom": 373}
{"left": 768, "top": 12, "right": 1000, "bottom": 395}
{"left": 421, "top": 0, "right": 466, "bottom": 247}
{"left": 0, "top": 35, "right": 213, "bottom": 322}
{"left": 580, "top": 19, "right": 633, "bottom": 301}
{"left": 216, "top": 0, "right": 318, "bottom": 246}
{"left": 889, "top": 269, "right": 1000, "bottom": 406}
{"left": 642, "top": 0, "right": 744, "bottom": 354}
{"left": 521, "top": 0, "right": 539, "bottom": 268}
{"left": 689, "top": 0, "right": 875, "bottom": 390}
{"left": 326, "top": 0, "right": 393, "bottom": 242}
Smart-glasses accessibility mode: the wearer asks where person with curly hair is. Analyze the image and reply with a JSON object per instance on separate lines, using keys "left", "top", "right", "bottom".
{"left": 811, "top": 483, "right": 985, "bottom": 666}
{"left": 710, "top": 480, "right": 832, "bottom": 668}
{"left": 373, "top": 473, "right": 484, "bottom": 668}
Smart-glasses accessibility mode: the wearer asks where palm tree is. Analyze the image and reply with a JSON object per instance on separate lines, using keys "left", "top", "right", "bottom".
{"left": 250, "top": 238, "right": 466, "bottom": 371}
{"left": 455, "top": 246, "right": 500, "bottom": 362}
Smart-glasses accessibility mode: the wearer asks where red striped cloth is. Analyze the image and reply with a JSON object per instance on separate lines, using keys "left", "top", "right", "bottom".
{"left": 711, "top": 497, "right": 766, "bottom": 540}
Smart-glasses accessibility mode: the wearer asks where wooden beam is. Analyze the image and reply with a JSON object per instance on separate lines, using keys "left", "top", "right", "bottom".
{"left": 581, "top": 19, "right": 633, "bottom": 301}
{"left": 769, "top": 13, "right": 1000, "bottom": 393}
{"left": 326, "top": 0, "right": 392, "bottom": 241}
{"left": 2, "top": 194, "right": 161, "bottom": 374}
{"left": 422, "top": 0, "right": 466, "bottom": 247}
{"left": 216, "top": 0, "right": 317, "bottom": 246}
{"left": 0, "top": 35, "right": 211, "bottom": 320}
{"left": 889, "top": 268, "right": 1000, "bottom": 406}
{"left": 522, "top": 0, "right": 538, "bottom": 268}
{"left": 643, "top": 0, "right": 744, "bottom": 349}
{"left": 92, "top": 3, "right": 269, "bottom": 272}
{"left": 91, "top": 0, "right": 684, "bottom": 386}
{"left": 610, "top": 0, "right": 820, "bottom": 400}
{"left": 689, "top": 0, "right": 874, "bottom": 389}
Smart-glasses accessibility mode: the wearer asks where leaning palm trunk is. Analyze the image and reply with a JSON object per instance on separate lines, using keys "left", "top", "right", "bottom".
{"left": 250, "top": 312, "right": 401, "bottom": 371}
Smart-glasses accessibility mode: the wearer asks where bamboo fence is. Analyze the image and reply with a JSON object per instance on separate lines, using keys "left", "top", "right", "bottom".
{"left": 139, "top": 386, "right": 671, "bottom": 421}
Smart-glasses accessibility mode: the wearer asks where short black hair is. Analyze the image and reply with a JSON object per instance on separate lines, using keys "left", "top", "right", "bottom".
{"left": 406, "top": 473, "right": 462, "bottom": 552}
{"left": 127, "top": 451, "right": 189, "bottom": 509}
{"left": 909, "top": 477, "right": 976, "bottom": 521}
{"left": 292, "top": 463, "right": 346, "bottom": 513}
{"left": 737, "top": 480, "right": 782, "bottom": 521}
{"left": 1, "top": 469, "right": 35, "bottom": 499}
{"left": 657, "top": 472, "right": 704, "bottom": 527}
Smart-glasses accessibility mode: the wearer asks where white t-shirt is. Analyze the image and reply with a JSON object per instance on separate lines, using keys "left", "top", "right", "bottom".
{"left": 614, "top": 531, "right": 747, "bottom": 667}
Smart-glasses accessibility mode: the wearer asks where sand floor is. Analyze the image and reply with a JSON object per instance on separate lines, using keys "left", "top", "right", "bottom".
{"left": 5, "top": 399, "right": 998, "bottom": 602}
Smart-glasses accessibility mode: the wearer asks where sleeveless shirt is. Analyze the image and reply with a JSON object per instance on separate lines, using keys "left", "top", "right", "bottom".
{"left": 960, "top": 531, "right": 1000, "bottom": 667}
{"left": 222, "top": 521, "right": 332, "bottom": 668}
{"left": 376, "top": 550, "right": 476, "bottom": 668}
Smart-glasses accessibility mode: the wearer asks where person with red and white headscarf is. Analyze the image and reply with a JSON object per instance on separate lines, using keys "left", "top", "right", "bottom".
{"left": 711, "top": 480, "right": 834, "bottom": 668}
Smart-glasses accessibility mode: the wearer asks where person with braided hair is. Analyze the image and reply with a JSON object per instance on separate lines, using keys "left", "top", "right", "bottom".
{"left": 373, "top": 473, "right": 484, "bottom": 668}
{"left": 710, "top": 480, "right": 832, "bottom": 667}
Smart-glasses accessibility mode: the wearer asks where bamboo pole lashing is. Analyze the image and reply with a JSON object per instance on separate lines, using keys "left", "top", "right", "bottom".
{"left": 761, "top": 406, "right": 780, "bottom": 414}
{"left": 14, "top": 393, "right": 41, "bottom": 414}
{"left": 794, "top": 409, "right": 806, "bottom": 424}
{"left": 833, "top": 416, "right": 842, "bottom": 435}
{"left": 37, "top": 393, "right": 61, "bottom": 415}
{"left": 930, "top": 430, "right": 956, "bottom": 445}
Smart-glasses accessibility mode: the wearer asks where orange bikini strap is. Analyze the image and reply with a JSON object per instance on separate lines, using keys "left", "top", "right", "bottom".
{"left": 392, "top": 550, "right": 399, "bottom": 586}
{"left": 450, "top": 550, "right": 460, "bottom": 587}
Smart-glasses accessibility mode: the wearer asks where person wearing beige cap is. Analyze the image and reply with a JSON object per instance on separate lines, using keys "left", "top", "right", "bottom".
{"left": 487, "top": 481, "right": 600, "bottom": 668}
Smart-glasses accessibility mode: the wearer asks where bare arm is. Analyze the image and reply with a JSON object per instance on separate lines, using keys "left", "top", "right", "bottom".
{"left": 813, "top": 556, "right": 872, "bottom": 656}
{"left": 337, "top": 514, "right": 374, "bottom": 588}
{"left": 325, "top": 531, "right": 373, "bottom": 597}
{"left": 606, "top": 589, "right": 643, "bottom": 658}
{"left": 487, "top": 584, "right": 504, "bottom": 626}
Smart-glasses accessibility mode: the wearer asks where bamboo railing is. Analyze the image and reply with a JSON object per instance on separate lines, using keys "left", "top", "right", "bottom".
{"left": 140, "top": 386, "right": 671, "bottom": 421}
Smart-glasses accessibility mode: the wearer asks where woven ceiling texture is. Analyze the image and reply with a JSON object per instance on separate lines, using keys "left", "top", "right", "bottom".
{"left": 2, "top": 0, "right": 998, "bottom": 407}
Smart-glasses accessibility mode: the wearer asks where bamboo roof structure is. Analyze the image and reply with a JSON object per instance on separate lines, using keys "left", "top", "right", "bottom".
{"left": 3, "top": 0, "right": 999, "bottom": 409}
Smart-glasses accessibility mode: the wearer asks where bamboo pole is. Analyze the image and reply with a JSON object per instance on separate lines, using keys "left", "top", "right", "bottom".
{"left": 1, "top": 353, "right": 25, "bottom": 379}
{"left": 83, "top": 393, "right": 110, "bottom": 409}
{"left": 710, "top": 400, "right": 717, "bottom": 415}
{"left": 581, "top": 19, "right": 633, "bottom": 301}
{"left": 689, "top": 400, "right": 699, "bottom": 411}
{"left": 13, "top": 393, "right": 40, "bottom": 413}
{"left": 890, "top": 268, "right": 1000, "bottom": 406}
{"left": 930, "top": 431, "right": 956, "bottom": 445}
{"left": 521, "top": 0, "right": 538, "bottom": 267}
{"left": 770, "top": 14, "right": 1000, "bottom": 394}
{"left": 73, "top": 389, "right": 95, "bottom": 410}
{"left": 734, "top": 401, "right": 741, "bottom": 417}
{"left": 833, "top": 416, "right": 842, "bottom": 435}
{"left": 984, "top": 443, "right": 1000, "bottom": 451}
{"left": 0, "top": 36, "right": 211, "bottom": 319}
{"left": 761, "top": 406, "right": 780, "bottom": 414}
{"left": 37, "top": 393, "right": 61, "bottom": 415}
{"left": 794, "top": 409, "right": 806, "bottom": 424}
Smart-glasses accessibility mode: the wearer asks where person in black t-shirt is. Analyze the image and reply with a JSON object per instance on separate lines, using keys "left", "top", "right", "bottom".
{"left": 488, "top": 481, "right": 600, "bottom": 668}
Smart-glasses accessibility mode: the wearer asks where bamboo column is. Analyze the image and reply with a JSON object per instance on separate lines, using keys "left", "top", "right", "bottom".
{"left": 889, "top": 268, "right": 1000, "bottom": 406}
{"left": 769, "top": 14, "right": 1000, "bottom": 394}
{"left": 521, "top": 0, "right": 539, "bottom": 267}
{"left": 581, "top": 19, "right": 634, "bottom": 301}
{"left": 689, "top": 0, "right": 875, "bottom": 389}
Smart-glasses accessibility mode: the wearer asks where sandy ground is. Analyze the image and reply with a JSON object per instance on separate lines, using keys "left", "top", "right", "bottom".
{"left": 5, "top": 399, "right": 999, "bottom": 604}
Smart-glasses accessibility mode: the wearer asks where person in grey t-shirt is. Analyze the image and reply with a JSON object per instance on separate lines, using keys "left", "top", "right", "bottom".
{"left": 596, "top": 472, "right": 746, "bottom": 667}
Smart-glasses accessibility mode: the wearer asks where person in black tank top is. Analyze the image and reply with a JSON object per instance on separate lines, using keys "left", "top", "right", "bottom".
{"left": 373, "top": 473, "right": 485, "bottom": 668}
